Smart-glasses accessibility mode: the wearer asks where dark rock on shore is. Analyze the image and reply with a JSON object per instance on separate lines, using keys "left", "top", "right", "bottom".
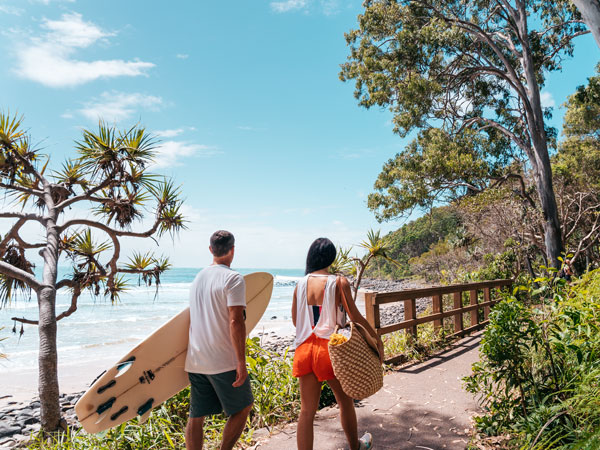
{"left": 0, "top": 392, "right": 84, "bottom": 448}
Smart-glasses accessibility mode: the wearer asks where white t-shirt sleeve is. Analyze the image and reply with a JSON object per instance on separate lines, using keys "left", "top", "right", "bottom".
{"left": 225, "top": 273, "right": 246, "bottom": 307}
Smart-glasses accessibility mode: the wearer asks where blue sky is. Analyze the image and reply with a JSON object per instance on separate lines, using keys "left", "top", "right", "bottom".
{"left": 0, "top": 0, "right": 599, "bottom": 268}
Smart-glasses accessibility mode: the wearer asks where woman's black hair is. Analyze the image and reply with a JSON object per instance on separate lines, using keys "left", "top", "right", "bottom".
{"left": 305, "top": 237, "right": 336, "bottom": 275}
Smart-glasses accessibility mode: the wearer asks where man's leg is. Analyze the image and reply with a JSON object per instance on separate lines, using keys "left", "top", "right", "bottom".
{"left": 220, "top": 404, "right": 252, "bottom": 450}
{"left": 186, "top": 416, "right": 205, "bottom": 450}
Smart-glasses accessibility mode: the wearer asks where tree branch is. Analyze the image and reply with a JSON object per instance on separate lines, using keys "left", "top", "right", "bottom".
{"left": 0, "top": 212, "right": 45, "bottom": 223}
{"left": 55, "top": 286, "right": 82, "bottom": 322}
{"left": 58, "top": 218, "right": 161, "bottom": 239}
{"left": 0, "top": 218, "right": 45, "bottom": 251}
{"left": 0, "top": 261, "right": 42, "bottom": 291}
{"left": 0, "top": 183, "right": 44, "bottom": 198}
{"left": 56, "top": 177, "right": 117, "bottom": 211}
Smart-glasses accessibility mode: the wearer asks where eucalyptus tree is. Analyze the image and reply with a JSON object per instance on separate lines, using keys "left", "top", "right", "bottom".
{"left": 340, "top": 0, "right": 590, "bottom": 267}
{"left": 572, "top": 0, "right": 600, "bottom": 47}
{"left": 0, "top": 114, "right": 185, "bottom": 431}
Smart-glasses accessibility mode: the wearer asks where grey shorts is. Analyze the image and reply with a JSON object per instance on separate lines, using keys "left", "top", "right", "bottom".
{"left": 188, "top": 370, "right": 253, "bottom": 418}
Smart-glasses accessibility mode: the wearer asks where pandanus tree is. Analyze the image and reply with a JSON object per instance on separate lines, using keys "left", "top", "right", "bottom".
{"left": 330, "top": 230, "right": 401, "bottom": 299}
{"left": 0, "top": 114, "right": 185, "bottom": 431}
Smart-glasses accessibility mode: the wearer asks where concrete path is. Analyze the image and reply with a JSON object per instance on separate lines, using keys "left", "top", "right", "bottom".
{"left": 252, "top": 332, "right": 483, "bottom": 450}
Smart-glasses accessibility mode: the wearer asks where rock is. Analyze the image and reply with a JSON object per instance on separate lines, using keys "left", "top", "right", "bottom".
{"left": 0, "top": 424, "right": 20, "bottom": 438}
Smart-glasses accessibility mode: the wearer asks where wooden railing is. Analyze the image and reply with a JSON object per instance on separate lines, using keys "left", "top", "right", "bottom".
{"left": 363, "top": 279, "right": 512, "bottom": 362}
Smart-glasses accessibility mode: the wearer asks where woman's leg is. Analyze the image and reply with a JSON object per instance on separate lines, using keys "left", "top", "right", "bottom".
{"left": 327, "top": 378, "right": 359, "bottom": 450}
{"left": 297, "top": 373, "right": 322, "bottom": 450}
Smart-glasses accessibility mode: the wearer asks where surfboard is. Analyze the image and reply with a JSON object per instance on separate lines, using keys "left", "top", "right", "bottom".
{"left": 74, "top": 271, "right": 274, "bottom": 434}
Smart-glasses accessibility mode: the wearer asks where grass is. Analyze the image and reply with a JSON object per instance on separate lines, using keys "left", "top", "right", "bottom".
{"left": 25, "top": 338, "right": 301, "bottom": 450}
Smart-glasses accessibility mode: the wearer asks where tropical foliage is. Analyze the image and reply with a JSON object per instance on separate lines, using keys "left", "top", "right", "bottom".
{"left": 465, "top": 268, "right": 600, "bottom": 449}
{"left": 0, "top": 114, "right": 185, "bottom": 431}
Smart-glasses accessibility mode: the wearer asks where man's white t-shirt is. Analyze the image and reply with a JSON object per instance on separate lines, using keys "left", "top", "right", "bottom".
{"left": 184, "top": 264, "right": 246, "bottom": 374}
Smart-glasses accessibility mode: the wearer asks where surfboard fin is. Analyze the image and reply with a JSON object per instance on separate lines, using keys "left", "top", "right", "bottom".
{"left": 137, "top": 398, "right": 154, "bottom": 424}
{"left": 138, "top": 410, "right": 152, "bottom": 424}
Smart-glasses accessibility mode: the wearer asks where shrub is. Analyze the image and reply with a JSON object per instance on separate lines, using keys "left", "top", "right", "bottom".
{"left": 465, "top": 269, "right": 600, "bottom": 449}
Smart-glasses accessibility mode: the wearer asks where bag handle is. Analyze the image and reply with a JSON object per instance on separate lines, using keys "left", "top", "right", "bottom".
{"left": 336, "top": 276, "right": 381, "bottom": 360}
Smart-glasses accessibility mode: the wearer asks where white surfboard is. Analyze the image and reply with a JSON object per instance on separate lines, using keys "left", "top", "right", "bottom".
{"left": 75, "top": 271, "right": 274, "bottom": 433}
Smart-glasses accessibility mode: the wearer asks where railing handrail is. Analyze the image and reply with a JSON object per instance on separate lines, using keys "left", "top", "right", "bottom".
{"left": 370, "top": 278, "right": 512, "bottom": 304}
{"left": 364, "top": 278, "right": 513, "bottom": 364}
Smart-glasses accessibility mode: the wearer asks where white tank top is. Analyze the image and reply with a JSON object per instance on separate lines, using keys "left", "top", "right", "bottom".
{"left": 294, "top": 274, "right": 344, "bottom": 348}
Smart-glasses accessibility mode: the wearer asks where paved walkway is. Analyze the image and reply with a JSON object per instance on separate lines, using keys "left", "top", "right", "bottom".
{"left": 252, "top": 332, "right": 483, "bottom": 450}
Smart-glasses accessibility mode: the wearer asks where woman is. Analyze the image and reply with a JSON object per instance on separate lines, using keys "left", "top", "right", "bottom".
{"left": 291, "top": 237, "right": 384, "bottom": 450}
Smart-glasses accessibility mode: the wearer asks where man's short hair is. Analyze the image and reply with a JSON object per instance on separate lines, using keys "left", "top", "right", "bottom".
{"left": 210, "top": 230, "right": 235, "bottom": 257}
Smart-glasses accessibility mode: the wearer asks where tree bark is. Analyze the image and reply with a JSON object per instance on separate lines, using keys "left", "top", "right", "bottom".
{"left": 517, "top": 0, "right": 565, "bottom": 267}
{"left": 38, "top": 286, "right": 60, "bottom": 430}
{"left": 572, "top": 0, "right": 600, "bottom": 49}
{"left": 38, "top": 210, "right": 61, "bottom": 431}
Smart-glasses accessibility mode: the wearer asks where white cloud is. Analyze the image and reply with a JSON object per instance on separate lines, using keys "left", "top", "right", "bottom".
{"left": 175, "top": 53, "right": 189, "bottom": 59}
{"left": 270, "top": 0, "right": 307, "bottom": 13}
{"left": 153, "top": 141, "right": 220, "bottom": 168}
{"left": 155, "top": 128, "right": 185, "bottom": 138}
{"left": 78, "top": 91, "right": 163, "bottom": 122}
{"left": 15, "top": 12, "right": 154, "bottom": 87}
{"left": 0, "top": 3, "right": 23, "bottom": 15}
{"left": 540, "top": 91, "right": 556, "bottom": 108}
{"left": 320, "top": 0, "right": 341, "bottom": 15}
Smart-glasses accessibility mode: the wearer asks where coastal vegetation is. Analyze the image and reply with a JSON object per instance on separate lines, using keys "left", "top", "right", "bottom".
{"left": 465, "top": 268, "right": 600, "bottom": 449}
{"left": 0, "top": 116, "right": 185, "bottom": 431}
{"left": 340, "top": 0, "right": 592, "bottom": 268}
{"left": 362, "top": 66, "right": 600, "bottom": 285}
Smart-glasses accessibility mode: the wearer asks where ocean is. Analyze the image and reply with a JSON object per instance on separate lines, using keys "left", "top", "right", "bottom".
{"left": 0, "top": 268, "right": 303, "bottom": 377}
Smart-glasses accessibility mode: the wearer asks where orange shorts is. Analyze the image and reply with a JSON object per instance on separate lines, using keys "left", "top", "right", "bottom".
{"left": 292, "top": 333, "right": 335, "bottom": 382}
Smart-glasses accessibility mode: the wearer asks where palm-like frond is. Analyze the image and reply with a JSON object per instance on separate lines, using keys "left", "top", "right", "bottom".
{"left": 158, "top": 203, "right": 187, "bottom": 237}
{"left": 53, "top": 159, "right": 89, "bottom": 190}
{"left": 76, "top": 122, "right": 156, "bottom": 178}
{"left": 0, "top": 245, "right": 35, "bottom": 306}
{"left": 329, "top": 246, "right": 354, "bottom": 275}
{"left": 0, "top": 113, "right": 25, "bottom": 148}
{"left": 106, "top": 274, "right": 129, "bottom": 303}
{"left": 93, "top": 187, "right": 150, "bottom": 228}
{"left": 124, "top": 252, "right": 156, "bottom": 271}
{"left": 71, "top": 229, "right": 112, "bottom": 256}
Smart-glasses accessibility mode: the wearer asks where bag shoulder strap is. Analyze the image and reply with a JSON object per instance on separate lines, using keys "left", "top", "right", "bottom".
{"left": 336, "top": 276, "right": 381, "bottom": 359}
{"left": 336, "top": 276, "right": 354, "bottom": 322}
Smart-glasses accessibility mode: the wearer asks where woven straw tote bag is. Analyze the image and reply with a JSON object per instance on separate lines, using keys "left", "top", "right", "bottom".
{"left": 328, "top": 321, "right": 384, "bottom": 399}
{"left": 328, "top": 278, "right": 383, "bottom": 400}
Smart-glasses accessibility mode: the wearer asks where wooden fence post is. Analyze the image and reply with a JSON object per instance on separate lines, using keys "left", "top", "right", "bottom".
{"left": 483, "top": 287, "right": 491, "bottom": 321}
{"left": 470, "top": 289, "right": 479, "bottom": 327}
{"left": 453, "top": 291, "right": 463, "bottom": 334}
{"left": 405, "top": 298, "right": 417, "bottom": 339}
{"left": 432, "top": 294, "right": 443, "bottom": 333}
{"left": 364, "top": 292, "right": 380, "bottom": 331}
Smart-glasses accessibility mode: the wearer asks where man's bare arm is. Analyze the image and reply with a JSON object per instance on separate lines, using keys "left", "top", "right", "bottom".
{"left": 228, "top": 305, "right": 248, "bottom": 387}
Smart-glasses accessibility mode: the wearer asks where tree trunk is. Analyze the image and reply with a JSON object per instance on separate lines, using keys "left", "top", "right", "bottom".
{"left": 38, "top": 210, "right": 61, "bottom": 431}
{"left": 532, "top": 151, "right": 564, "bottom": 267}
{"left": 38, "top": 286, "right": 60, "bottom": 430}
{"left": 517, "top": 1, "right": 565, "bottom": 267}
{"left": 572, "top": 0, "right": 600, "bottom": 49}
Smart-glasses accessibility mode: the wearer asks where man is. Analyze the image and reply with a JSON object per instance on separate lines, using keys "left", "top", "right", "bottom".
{"left": 185, "top": 230, "right": 253, "bottom": 450}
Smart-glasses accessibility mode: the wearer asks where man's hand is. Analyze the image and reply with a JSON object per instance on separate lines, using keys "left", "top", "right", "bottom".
{"left": 232, "top": 362, "right": 248, "bottom": 387}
